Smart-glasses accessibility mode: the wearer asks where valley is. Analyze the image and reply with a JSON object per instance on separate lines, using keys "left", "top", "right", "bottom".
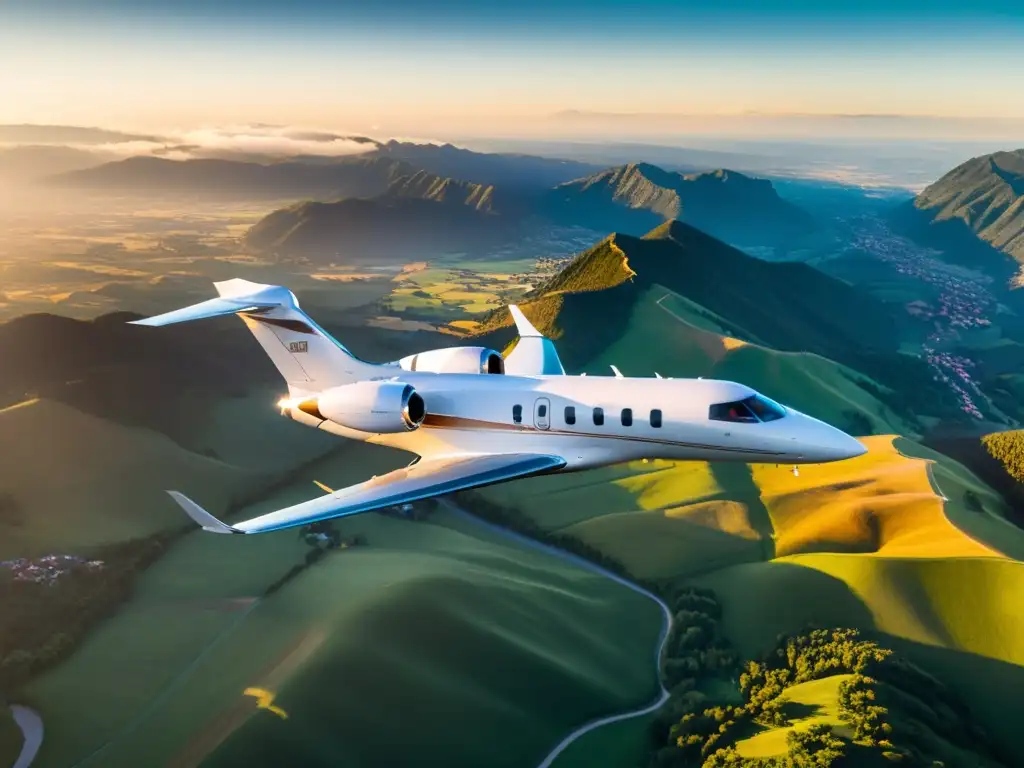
{"left": 1, "top": 133, "right": 1023, "bottom": 768}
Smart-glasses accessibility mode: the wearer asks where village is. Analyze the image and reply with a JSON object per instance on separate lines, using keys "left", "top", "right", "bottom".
{"left": 848, "top": 214, "right": 994, "bottom": 420}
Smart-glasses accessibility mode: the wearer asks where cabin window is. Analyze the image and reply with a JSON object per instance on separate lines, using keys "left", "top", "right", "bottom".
{"left": 709, "top": 394, "right": 788, "bottom": 424}
{"left": 621, "top": 408, "right": 633, "bottom": 427}
{"left": 512, "top": 404, "right": 523, "bottom": 424}
{"left": 565, "top": 406, "right": 576, "bottom": 425}
{"left": 538, "top": 404, "right": 548, "bottom": 418}
{"left": 593, "top": 407, "right": 604, "bottom": 426}
{"left": 650, "top": 409, "right": 663, "bottom": 428}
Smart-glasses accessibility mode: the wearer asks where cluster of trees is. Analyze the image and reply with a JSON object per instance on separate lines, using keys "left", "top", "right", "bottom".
{"left": 649, "top": 626, "right": 1008, "bottom": 768}
{"left": 453, "top": 492, "right": 631, "bottom": 577}
{"left": 701, "top": 724, "right": 847, "bottom": 768}
{"left": 0, "top": 532, "right": 171, "bottom": 692}
{"left": 981, "top": 430, "right": 1024, "bottom": 484}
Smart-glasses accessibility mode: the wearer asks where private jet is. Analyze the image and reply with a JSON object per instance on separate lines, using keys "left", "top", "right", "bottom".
{"left": 130, "top": 279, "right": 866, "bottom": 535}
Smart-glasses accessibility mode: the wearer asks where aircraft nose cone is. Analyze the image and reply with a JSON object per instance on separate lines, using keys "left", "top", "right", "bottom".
{"left": 835, "top": 432, "right": 868, "bottom": 461}
{"left": 790, "top": 411, "right": 868, "bottom": 462}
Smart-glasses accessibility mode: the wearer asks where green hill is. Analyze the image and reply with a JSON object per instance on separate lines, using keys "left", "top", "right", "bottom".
{"left": 474, "top": 220, "right": 963, "bottom": 429}
{"left": 21, "top": 451, "right": 663, "bottom": 768}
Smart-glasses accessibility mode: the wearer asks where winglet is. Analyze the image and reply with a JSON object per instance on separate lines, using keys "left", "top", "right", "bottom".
{"left": 167, "top": 491, "right": 241, "bottom": 534}
{"left": 610, "top": 365, "right": 624, "bottom": 379}
{"left": 508, "top": 305, "right": 542, "bottom": 338}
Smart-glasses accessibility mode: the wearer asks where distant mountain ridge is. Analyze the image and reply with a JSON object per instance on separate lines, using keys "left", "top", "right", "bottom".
{"left": 893, "top": 148, "right": 1024, "bottom": 276}
{"left": 544, "top": 163, "right": 816, "bottom": 246}
{"left": 49, "top": 155, "right": 415, "bottom": 198}
{"left": 45, "top": 141, "right": 601, "bottom": 194}
{"left": 245, "top": 162, "right": 815, "bottom": 262}
{"left": 384, "top": 169, "right": 501, "bottom": 212}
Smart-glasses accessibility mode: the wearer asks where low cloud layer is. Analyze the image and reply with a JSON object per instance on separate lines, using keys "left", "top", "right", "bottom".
{"left": 84, "top": 124, "right": 385, "bottom": 160}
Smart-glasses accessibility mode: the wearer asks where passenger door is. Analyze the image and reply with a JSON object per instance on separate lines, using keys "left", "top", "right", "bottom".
{"left": 533, "top": 398, "right": 551, "bottom": 430}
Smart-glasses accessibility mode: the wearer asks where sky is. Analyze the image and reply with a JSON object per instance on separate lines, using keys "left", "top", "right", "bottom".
{"left": 1, "top": 0, "right": 1023, "bottom": 142}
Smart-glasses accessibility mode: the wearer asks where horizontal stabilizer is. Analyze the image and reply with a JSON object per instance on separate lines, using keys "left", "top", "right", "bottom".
{"left": 128, "top": 280, "right": 295, "bottom": 327}
{"left": 128, "top": 296, "right": 273, "bottom": 327}
{"left": 170, "top": 453, "right": 566, "bottom": 535}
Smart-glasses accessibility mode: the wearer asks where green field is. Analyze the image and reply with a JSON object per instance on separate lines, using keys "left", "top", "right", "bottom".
{"left": 549, "top": 714, "right": 656, "bottom": 768}
{"left": 21, "top": 449, "right": 663, "bottom": 768}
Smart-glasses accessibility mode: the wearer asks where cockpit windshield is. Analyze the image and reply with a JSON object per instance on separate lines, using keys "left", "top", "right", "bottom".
{"left": 709, "top": 394, "right": 786, "bottom": 424}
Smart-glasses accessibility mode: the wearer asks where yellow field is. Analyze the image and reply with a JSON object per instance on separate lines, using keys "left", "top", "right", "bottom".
{"left": 751, "top": 435, "right": 1003, "bottom": 559}
{"left": 735, "top": 674, "right": 854, "bottom": 758}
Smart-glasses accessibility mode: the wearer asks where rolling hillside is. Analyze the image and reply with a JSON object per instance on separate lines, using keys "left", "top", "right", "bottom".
{"left": 543, "top": 164, "right": 816, "bottom": 246}
{"left": 0, "top": 398, "right": 261, "bottom": 558}
{"left": 478, "top": 430, "right": 1024, "bottom": 757}
{"left": 20, "top": 451, "right": 663, "bottom": 768}
{"left": 472, "top": 220, "right": 961, "bottom": 429}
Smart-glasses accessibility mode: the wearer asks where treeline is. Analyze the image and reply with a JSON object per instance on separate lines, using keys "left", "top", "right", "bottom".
{"left": 649, "top": 626, "right": 1008, "bottom": 768}
{"left": 453, "top": 491, "right": 631, "bottom": 578}
{"left": 264, "top": 523, "right": 368, "bottom": 597}
{"left": 0, "top": 532, "right": 171, "bottom": 691}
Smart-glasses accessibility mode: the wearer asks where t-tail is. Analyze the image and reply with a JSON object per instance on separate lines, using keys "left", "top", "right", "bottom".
{"left": 129, "top": 279, "right": 380, "bottom": 396}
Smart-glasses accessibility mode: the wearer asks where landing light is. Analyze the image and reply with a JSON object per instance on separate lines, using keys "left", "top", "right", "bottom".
{"left": 277, "top": 397, "right": 300, "bottom": 411}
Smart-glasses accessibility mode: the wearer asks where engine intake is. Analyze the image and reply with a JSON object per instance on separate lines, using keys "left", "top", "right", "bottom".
{"left": 398, "top": 346, "right": 505, "bottom": 375}
{"left": 301, "top": 380, "right": 426, "bottom": 433}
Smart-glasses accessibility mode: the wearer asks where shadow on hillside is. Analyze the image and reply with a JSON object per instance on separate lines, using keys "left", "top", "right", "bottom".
{"left": 779, "top": 700, "right": 823, "bottom": 721}
{"left": 691, "top": 560, "right": 1024, "bottom": 761}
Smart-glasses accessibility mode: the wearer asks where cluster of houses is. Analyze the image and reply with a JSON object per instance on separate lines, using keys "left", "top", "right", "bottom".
{"left": 0, "top": 554, "right": 104, "bottom": 586}
{"left": 850, "top": 215, "right": 997, "bottom": 420}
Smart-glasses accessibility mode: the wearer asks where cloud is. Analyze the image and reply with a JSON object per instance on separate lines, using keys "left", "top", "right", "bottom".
{"left": 78, "top": 124, "right": 386, "bottom": 160}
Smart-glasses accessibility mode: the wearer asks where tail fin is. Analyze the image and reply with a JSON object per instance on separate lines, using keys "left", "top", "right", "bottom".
{"left": 130, "top": 278, "right": 379, "bottom": 393}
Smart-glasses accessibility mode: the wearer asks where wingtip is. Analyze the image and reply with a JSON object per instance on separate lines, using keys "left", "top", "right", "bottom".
{"left": 166, "top": 490, "right": 240, "bottom": 534}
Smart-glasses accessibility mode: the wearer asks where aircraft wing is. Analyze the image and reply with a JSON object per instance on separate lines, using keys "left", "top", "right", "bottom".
{"left": 503, "top": 305, "right": 566, "bottom": 376}
{"left": 168, "top": 452, "right": 566, "bottom": 535}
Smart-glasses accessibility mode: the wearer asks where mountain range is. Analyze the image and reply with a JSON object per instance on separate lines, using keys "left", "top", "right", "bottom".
{"left": 893, "top": 149, "right": 1024, "bottom": 280}
{"left": 244, "top": 163, "right": 815, "bottom": 262}
{"left": 46, "top": 154, "right": 417, "bottom": 199}
{"left": 39, "top": 141, "right": 601, "bottom": 194}
{"left": 541, "top": 163, "right": 815, "bottom": 246}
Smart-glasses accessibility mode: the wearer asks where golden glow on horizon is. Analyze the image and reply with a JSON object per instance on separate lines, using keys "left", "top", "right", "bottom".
{"left": 1, "top": 28, "right": 1022, "bottom": 137}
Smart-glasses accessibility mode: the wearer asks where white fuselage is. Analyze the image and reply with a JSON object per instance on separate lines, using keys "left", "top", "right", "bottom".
{"left": 286, "top": 370, "right": 865, "bottom": 470}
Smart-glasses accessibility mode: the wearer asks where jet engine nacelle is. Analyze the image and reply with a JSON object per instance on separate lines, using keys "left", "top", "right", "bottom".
{"left": 398, "top": 346, "right": 505, "bottom": 375}
{"left": 303, "top": 380, "right": 426, "bottom": 433}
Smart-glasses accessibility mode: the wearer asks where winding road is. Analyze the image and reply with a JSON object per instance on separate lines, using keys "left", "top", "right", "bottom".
{"left": 10, "top": 705, "right": 43, "bottom": 768}
{"left": 439, "top": 500, "right": 674, "bottom": 768}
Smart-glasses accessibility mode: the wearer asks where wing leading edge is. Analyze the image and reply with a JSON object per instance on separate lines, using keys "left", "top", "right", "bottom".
{"left": 168, "top": 453, "right": 566, "bottom": 535}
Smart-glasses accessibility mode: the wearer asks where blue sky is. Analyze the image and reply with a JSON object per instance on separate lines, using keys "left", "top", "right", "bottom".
{"left": 1, "top": 0, "right": 1022, "bottom": 139}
